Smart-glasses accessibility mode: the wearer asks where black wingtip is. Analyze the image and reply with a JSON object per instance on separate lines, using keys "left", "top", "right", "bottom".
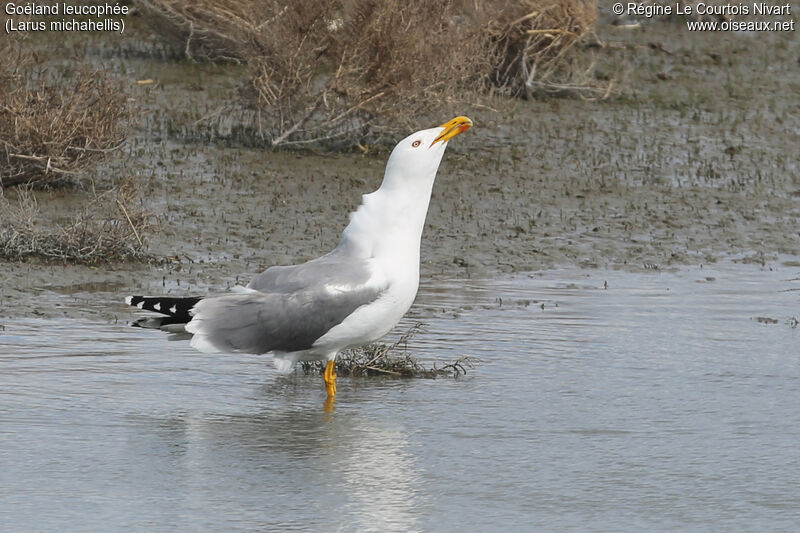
{"left": 125, "top": 295, "right": 202, "bottom": 324}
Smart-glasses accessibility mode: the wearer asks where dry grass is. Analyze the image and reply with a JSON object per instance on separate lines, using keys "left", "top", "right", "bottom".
{"left": 0, "top": 37, "right": 132, "bottom": 187}
{"left": 136, "top": 0, "right": 606, "bottom": 147}
{"left": 0, "top": 180, "right": 155, "bottom": 263}
{"left": 302, "top": 324, "right": 478, "bottom": 379}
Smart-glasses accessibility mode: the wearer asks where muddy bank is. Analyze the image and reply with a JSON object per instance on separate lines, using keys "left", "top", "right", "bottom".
{"left": 1, "top": 18, "right": 798, "bottom": 320}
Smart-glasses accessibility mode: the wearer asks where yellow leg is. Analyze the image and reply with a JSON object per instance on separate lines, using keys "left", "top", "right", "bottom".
{"left": 324, "top": 359, "right": 337, "bottom": 398}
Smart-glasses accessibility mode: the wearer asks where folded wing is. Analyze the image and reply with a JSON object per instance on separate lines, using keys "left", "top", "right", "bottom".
{"left": 187, "top": 252, "right": 385, "bottom": 354}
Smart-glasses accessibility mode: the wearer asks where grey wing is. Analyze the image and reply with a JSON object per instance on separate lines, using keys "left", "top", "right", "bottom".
{"left": 185, "top": 283, "right": 384, "bottom": 354}
{"left": 247, "top": 247, "right": 371, "bottom": 294}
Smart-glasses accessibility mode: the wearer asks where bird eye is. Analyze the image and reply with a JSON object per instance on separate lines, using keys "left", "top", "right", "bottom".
{"left": 412, "top": 140, "right": 421, "bottom": 147}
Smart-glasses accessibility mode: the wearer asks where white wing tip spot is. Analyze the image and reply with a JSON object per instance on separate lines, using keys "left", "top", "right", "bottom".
{"left": 154, "top": 303, "right": 161, "bottom": 311}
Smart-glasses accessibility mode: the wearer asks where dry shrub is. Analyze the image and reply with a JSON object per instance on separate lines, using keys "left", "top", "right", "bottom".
{"left": 253, "top": 0, "right": 494, "bottom": 146}
{"left": 138, "top": 0, "right": 493, "bottom": 146}
{"left": 487, "top": 0, "right": 610, "bottom": 98}
{"left": 137, "top": 0, "right": 606, "bottom": 147}
{"left": 0, "top": 180, "right": 155, "bottom": 263}
{"left": 0, "top": 37, "right": 131, "bottom": 187}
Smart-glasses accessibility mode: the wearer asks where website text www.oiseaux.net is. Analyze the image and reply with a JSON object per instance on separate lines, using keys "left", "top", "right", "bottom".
{"left": 615, "top": 2, "right": 796, "bottom": 32}
{"left": 687, "top": 18, "right": 795, "bottom": 31}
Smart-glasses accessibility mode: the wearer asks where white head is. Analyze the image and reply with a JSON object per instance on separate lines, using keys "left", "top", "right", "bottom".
{"left": 339, "top": 116, "right": 473, "bottom": 257}
{"left": 381, "top": 116, "right": 473, "bottom": 190}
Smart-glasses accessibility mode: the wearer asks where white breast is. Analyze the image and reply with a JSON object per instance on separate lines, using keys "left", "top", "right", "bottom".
{"left": 312, "top": 256, "right": 419, "bottom": 352}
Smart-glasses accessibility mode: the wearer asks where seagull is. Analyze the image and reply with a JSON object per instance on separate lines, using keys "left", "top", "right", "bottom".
{"left": 126, "top": 116, "right": 473, "bottom": 401}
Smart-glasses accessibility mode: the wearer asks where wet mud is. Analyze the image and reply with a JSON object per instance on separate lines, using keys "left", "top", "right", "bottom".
{"left": 1, "top": 17, "right": 798, "bottom": 320}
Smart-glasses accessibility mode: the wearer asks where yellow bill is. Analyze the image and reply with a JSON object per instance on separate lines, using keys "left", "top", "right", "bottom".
{"left": 431, "top": 116, "right": 473, "bottom": 147}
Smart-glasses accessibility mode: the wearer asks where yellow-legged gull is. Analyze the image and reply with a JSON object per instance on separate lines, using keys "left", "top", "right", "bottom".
{"left": 126, "top": 116, "right": 473, "bottom": 402}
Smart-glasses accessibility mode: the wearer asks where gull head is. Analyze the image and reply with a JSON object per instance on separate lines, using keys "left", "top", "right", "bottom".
{"left": 383, "top": 116, "right": 473, "bottom": 184}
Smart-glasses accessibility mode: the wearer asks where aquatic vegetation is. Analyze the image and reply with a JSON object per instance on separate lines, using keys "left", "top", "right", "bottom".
{"left": 302, "top": 324, "right": 478, "bottom": 379}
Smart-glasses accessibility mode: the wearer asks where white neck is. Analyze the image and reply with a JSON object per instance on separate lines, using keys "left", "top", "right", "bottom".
{"left": 337, "top": 171, "right": 437, "bottom": 263}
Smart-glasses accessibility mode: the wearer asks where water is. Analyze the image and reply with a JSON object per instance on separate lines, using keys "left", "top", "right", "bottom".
{"left": 1, "top": 262, "right": 799, "bottom": 532}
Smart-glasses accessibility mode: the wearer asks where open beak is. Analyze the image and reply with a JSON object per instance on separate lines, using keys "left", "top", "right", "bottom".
{"left": 431, "top": 116, "right": 473, "bottom": 147}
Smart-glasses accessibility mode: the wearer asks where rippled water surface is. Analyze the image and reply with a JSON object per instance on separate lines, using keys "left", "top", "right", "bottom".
{"left": 2, "top": 262, "right": 799, "bottom": 532}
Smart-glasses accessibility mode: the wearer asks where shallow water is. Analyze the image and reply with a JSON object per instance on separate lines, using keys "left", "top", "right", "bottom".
{"left": 1, "top": 262, "right": 799, "bottom": 532}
